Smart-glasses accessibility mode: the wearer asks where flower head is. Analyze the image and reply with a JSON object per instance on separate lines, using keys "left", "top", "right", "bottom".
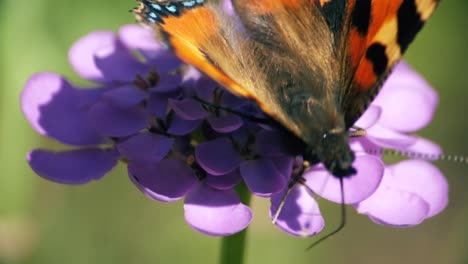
{"left": 21, "top": 24, "right": 448, "bottom": 237}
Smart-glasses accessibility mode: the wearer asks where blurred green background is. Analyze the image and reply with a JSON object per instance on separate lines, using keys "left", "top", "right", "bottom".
{"left": 1, "top": 0, "right": 467, "bottom": 263}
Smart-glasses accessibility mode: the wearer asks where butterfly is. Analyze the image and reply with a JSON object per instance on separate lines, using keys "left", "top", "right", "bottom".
{"left": 133, "top": 0, "right": 440, "bottom": 177}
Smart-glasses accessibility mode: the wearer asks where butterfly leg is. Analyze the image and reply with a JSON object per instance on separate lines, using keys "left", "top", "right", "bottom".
{"left": 271, "top": 160, "right": 310, "bottom": 224}
{"left": 272, "top": 159, "right": 348, "bottom": 249}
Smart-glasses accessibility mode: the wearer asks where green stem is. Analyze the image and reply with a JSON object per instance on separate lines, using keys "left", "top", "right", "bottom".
{"left": 219, "top": 183, "right": 252, "bottom": 264}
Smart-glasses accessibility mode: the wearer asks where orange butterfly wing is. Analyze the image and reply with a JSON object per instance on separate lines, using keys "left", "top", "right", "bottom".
{"left": 133, "top": 1, "right": 284, "bottom": 120}
{"left": 134, "top": 0, "right": 440, "bottom": 130}
{"left": 135, "top": 2, "right": 249, "bottom": 98}
{"left": 338, "top": 0, "right": 440, "bottom": 126}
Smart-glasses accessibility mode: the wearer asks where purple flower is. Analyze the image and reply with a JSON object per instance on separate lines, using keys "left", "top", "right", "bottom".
{"left": 22, "top": 25, "right": 253, "bottom": 236}
{"left": 21, "top": 24, "right": 448, "bottom": 238}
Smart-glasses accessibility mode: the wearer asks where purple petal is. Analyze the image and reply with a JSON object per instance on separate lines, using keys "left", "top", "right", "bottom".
{"left": 147, "top": 92, "right": 174, "bottom": 118}
{"left": 169, "top": 99, "right": 208, "bottom": 120}
{"left": 119, "top": 24, "right": 162, "bottom": 54}
{"left": 205, "top": 170, "right": 242, "bottom": 190}
{"left": 21, "top": 72, "right": 103, "bottom": 146}
{"left": 271, "top": 156, "right": 294, "bottom": 179}
{"left": 93, "top": 39, "right": 148, "bottom": 82}
{"left": 76, "top": 86, "right": 111, "bottom": 109}
{"left": 373, "top": 61, "right": 438, "bottom": 133}
{"left": 207, "top": 113, "right": 243, "bottom": 133}
{"left": 69, "top": 31, "right": 147, "bottom": 83}
{"left": 151, "top": 74, "right": 182, "bottom": 94}
{"left": 195, "top": 137, "right": 242, "bottom": 176}
{"left": 305, "top": 154, "right": 384, "bottom": 204}
{"left": 119, "top": 25, "right": 181, "bottom": 71}
{"left": 221, "top": 92, "right": 248, "bottom": 109}
{"left": 253, "top": 130, "right": 288, "bottom": 157}
{"left": 149, "top": 52, "right": 183, "bottom": 73}
{"left": 69, "top": 31, "right": 116, "bottom": 83}
{"left": 101, "top": 85, "right": 147, "bottom": 108}
{"left": 355, "top": 168, "right": 430, "bottom": 227}
{"left": 367, "top": 124, "right": 417, "bottom": 149}
{"left": 184, "top": 184, "right": 252, "bottom": 236}
{"left": 117, "top": 132, "right": 174, "bottom": 163}
{"left": 28, "top": 149, "right": 118, "bottom": 184}
{"left": 180, "top": 84, "right": 197, "bottom": 100}
{"left": 349, "top": 137, "right": 383, "bottom": 158}
{"left": 255, "top": 112, "right": 276, "bottom": 131}
{"left": 89, "top": 101, "right": 150, "bottom": 137}
{"left": 354, "top": 105, "right": 382, "bottom": 129}
{"left": 403, "top": 137, "right": 443, "bottom": 160}
{"left": 182, "top": 67, "right": 202, "bottom": 83}
{"left": 387, "top": 160, "right": 448, "bottom": 218}
{"left": 229, "top": 127, "right": 251, "bottom": 147}
{"left": 128, "top": 159, "right": 197, "bottom": 202}
{"left": 270, "top": 185, "right": 325, "bottom": 237}
{"left": 240, "top": 159, "right": 287, "bottom": 197}
{"left": 167, "top": 115, "right": 202, "bottom": 135}
{"left": 222, "top": 0, "right": 235, "bottom": 16}
{"left": 194, "top": 78, "right": 217, "bottom": 100}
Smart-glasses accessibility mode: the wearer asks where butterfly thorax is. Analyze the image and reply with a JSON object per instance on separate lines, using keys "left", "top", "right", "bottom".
{"left": 281, "top": 86, "right": 356, "bottom": 177}
{"left": 267, "top": 65, "right": 355, "bottom": 177}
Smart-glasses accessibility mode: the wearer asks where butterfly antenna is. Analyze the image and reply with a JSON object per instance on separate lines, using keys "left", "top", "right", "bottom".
{"left": 350, "top": 127, "right": 468, "bottom": 164}
{"left": 366, "top": 149, "right": 468, "bottom": 164}
{"left": 306, "top": 177, "right": 346, "bottom": 250}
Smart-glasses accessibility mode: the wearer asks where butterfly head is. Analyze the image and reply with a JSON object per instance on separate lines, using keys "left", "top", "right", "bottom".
{"left": 287, "top": 94, "right": 356, "bottom": 178}
{"left": 316, "top": 130, "right": 356, "bottom": 177}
